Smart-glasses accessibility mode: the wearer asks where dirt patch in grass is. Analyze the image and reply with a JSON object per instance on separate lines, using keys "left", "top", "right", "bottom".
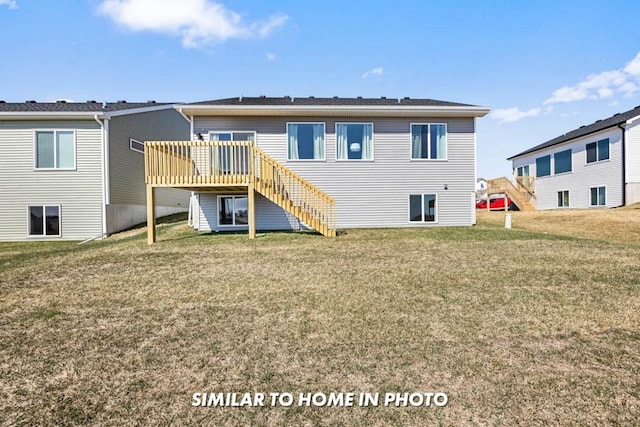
{"left": 1, "top": 221, "right": 639, "bottom": 425}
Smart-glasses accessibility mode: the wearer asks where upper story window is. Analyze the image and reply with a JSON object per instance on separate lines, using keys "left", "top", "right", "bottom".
{"left": 554, "top": 149, "right": 572, "bottom": 174}
{"left": 35, "top": 130, "right": 75, "bottom": 169}
{"left": 536, "top": 155, "right": 551, "bottom": 177}
{"left": 516, "top": 165, "right": 530, "bottom": 176}
{"left": 336, "top": 123, "right": 373, "bottom": 160}
{"left": 287, "top": 123, "right": 325, "bottom": 160}
{"left": 586, "top": 138, "right": 609, "bottom": 164}
{"left": 411, "top": 124, "right": 446, "bottom": 160}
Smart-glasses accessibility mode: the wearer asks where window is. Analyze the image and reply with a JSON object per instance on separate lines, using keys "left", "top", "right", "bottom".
{"left": 287, "top": 123, "right": 325, "bottom": 160}
{"left": 557, "top": 190, "right": 569, "bottom": 207}
{"left": 586, "top": 138, "right": 610, "bottom": 164}
{"left": 516, "top": 165, "right": 530, "bottom": 176}
{"left": 209, "top": 132, "right": 254, "bottom": 174}
{"left": 28, "top": 205, "right": 60, "bottom": 237}
{"left": 409, "top": 194, "right": 437, "bottom": 222}
{"left": 35, "top": 130, "right": 75, "bottom": 169}
{"left": 536, "top": 155, "right": 551, "bottom": 177}
{"left": 590, "top": 186, "right": 606, "bottom": 206}
{"left": 130, "top": 138, "right": 145, "bottom": 153}
{"left": 554, "top": 149, "right": 572, "bottom": 174}
{"left": 218, "top": 196, "right": 248, "bottom": 226}
{"left": 336, "top": 123, "right": 374, "bottom": 160}
{"left": 411, "top": 124, "right": 446, "bottom": 160}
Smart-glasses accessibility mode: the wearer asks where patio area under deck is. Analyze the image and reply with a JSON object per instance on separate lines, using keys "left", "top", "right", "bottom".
{"left": 144, "top": 140, "right": 336, "bottom": 244}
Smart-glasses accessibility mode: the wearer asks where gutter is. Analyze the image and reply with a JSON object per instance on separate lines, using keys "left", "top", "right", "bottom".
{"left": 618, "top": 123, "right": 626, "bottom": 206}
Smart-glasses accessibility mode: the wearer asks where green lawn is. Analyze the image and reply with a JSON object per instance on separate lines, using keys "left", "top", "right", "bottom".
{"left": 1, "top": 219, "right": 639, "bottom": 425}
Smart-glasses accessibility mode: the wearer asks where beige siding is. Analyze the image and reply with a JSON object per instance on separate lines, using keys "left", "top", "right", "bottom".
{"left": 197, "top": 192, "right": 301, "bottom": 232}
{"left": 193, "top": 116, "right": 476, "bottom": 228}
{"left": 0, "top": 120, "right": 103, "bottom": 240}
{"left": 109, "top": 108, "right": 190, "bottom": 208}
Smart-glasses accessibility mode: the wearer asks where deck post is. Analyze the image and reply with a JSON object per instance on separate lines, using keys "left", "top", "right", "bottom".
{"left": 147, "top": 184, "right": 156, "bottom": 244}
{"left": 248, "top": 183, "right": 256, "bottom": 239}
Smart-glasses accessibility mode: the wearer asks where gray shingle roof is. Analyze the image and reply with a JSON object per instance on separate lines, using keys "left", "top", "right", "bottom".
{"left": 188, "top": 96, "right": 477, "bottom": 107}
{"left": 0, "top": 101, "right": 172, "bottom": 112}
{"left": 508, "top": 105, "right": 640, "bottom": 160}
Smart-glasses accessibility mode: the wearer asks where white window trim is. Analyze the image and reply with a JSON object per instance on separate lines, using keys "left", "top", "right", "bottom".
{"left": 589, "top": 185, "right": 607, "bottom": 207}
{"left": 409, "top": 123, "right": 448, "bottom": 161}
{"left": 557, "top": 190, "right": 570, "bottom": 208}
{"left": 217, "top": 195, "right": 249, "bottom": 228}
{"left": 208, "top": 131, "right": 257, "bottom": 143}
{"left": 286, "top": 122, "right": 326, "bottom": 162}
{"left": 129, "top": 138, "right": 145, "bottom": 154}
{"left": 585, "top": 139, "right": 611, "bottom": 165}
{"left": 335, "top": 122, "right": 375, "bottom": 162}
{"left": 26, "top": 204, "right": 61, "bottom": 238}
{"left": 33, "top": 129, "right": 77, "bottom": 171}
{"left": 408, "top": 193, "right": 438, "bottom": 224}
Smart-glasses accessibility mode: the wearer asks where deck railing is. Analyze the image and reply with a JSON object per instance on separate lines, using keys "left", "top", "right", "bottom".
{"left": 144, "top": 140, "right": 336, "bottom": 237}
{"left": 254, "top": 146, "right": 336, "bottom": 236}
{"left": 145, "top": 140, "right": 253, "bottom": 186}
{"left": 515, "top": 176, "right": 535, "bottom": 195}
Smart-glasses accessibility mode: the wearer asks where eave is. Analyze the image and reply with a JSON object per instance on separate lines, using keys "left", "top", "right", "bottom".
{"left": 177, "top": 105, "right": 491, "bottom": 118}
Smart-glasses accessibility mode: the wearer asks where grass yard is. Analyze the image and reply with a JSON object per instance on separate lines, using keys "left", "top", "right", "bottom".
{"left": 1, "top": 213, "right": 639, "bottom": 425}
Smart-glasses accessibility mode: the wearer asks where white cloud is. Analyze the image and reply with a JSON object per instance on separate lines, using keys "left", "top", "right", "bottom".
{"left": 362, "top": 67, "right": 383, "bottom": 79}
{"left": 490, "top": 107, "right": 541, "bottom": 124}
{"left": 266, "top": 52, "right": 276, "bottom": 61}
{"left": 544, "top": 52, "right": 640, "bottom": 104}
{"left": 0, "top": 0, "right": 17, "bottom": 9}
{"left": 97, "top": 0, "right": 287, "bottom": 48}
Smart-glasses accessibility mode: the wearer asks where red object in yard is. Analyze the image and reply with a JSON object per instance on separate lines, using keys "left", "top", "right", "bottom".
{"left": 476, "top": 197, "right": 516, "bottom": 210}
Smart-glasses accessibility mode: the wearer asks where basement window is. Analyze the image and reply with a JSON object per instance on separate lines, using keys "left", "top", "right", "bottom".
{"left": 218, "top": 196, "right": 248, "bottom": 226}
{"left": 590, "top": 186, "right": 606, "bottom": 207}
{"left": 409, "top": 194, "right": 437, "bottom": 223}
{"left": 28, "top": 205, "right": 60, "bottom": 237}
{"left": 557, "top": 190, "right": 569, "bottom": 207}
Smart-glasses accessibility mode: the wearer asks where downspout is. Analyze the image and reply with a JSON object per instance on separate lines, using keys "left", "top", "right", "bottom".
{"left": 95, "top": 114, "right": 110, "bottom": 236}
{"left": 618, "top": 124, "right": 626, "bottom": 206}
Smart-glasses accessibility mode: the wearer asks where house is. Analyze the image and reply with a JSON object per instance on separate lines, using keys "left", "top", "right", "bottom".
{"left": 0, "top": 101, "right": 190, "bottom": 241}
{"left": 144, "top": 96, "right": 490, "bottom": 242}
{"left": 507, "top": 105, "right": 640, "bottom": 210}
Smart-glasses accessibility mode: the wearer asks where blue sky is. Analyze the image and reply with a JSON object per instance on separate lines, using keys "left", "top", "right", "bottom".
{"left": 1, "top": 0, "right": 640, "bottom": 178}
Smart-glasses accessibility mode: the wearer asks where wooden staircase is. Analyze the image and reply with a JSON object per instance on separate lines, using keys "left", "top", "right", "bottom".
{"left": 253, "top": 147, "right": 336, "bottom": 237}
{"left": 144, "top": 140, "right": 336, "bottom": 239}
{"left": 486, "top": 176, "right": 536, "bottom": 211}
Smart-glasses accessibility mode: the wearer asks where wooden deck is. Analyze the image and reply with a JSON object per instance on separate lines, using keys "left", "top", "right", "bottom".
{"left": 144, "top": 141, "right": 336, "bottom": 243}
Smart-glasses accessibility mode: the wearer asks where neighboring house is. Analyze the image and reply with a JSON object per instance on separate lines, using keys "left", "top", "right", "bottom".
{"left": 476, "top": 177, "right": 488, "bottom": 200}
{"left": 144, "top": 96, "right": 489, "bottom": 242}
{"left": 0, "top": 101, "right": 190, "bottom": 241}
{"left": 507, "top": 105, "right": 640, "bottom": 210}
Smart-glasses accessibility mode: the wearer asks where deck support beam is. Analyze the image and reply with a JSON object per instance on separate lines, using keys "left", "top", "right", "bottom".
{"left": 248, "top": 182, "right": 256, "bottom": 239}
{"left": 147, "top": 185, "right": 156, "bottom": 244}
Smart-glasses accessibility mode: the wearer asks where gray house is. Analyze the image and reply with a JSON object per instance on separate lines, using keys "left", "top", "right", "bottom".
{"left": 144, "top": 96, "right": 490, "bottom": 241}
{"left": 0, "top": 101, "right": 190, "bottom": 241}
{"left": 508, "top": 105, "right": 640, "bottom": 210}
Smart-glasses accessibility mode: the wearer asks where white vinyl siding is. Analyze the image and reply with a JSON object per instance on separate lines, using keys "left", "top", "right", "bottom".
{"left": 511, "top": 127, "right": 623, "bottom": 210}
{"left": 194, "top": 116, "right": 476, "bottom": 228}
